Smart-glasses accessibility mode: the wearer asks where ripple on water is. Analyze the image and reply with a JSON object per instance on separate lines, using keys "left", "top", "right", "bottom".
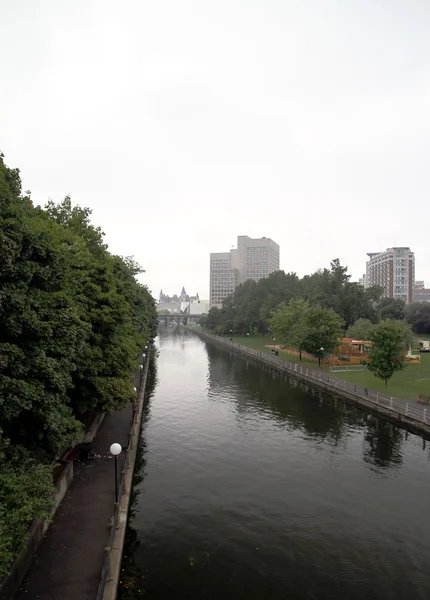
{"left": 120, "top": 330, "right": 430, "bottom": 600}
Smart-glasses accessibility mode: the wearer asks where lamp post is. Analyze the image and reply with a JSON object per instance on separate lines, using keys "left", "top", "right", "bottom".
{"left": 273, "top": 337, "right": 276, "bottom": 352}
{"left": 319, "top": 347, "right": 324, "bottom": 368}
{"left": 109, "top": 443, "right": 122, "bottom": 504}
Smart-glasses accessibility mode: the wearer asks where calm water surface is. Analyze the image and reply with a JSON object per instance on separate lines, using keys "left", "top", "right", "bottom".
{"left": 119, "top": 327, "right": 430, "bottom": 599}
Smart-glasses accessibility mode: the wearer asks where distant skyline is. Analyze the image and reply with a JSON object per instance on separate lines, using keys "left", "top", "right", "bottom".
{"left": 1, "top": 0, "right": 429, "bottom": 298}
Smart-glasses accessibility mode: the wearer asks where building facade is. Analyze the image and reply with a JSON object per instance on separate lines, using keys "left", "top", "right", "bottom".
{"left": 365, "top": 247, "right": 415, "bottom": 303}
{"left": 157, "top": 287, "right": 199, "bottom": 313}
{"left": 210, "top": 236, "right": 280, "bottom": 308}
{"left": 414, "top": 281, "right": 430, "bottom": 303}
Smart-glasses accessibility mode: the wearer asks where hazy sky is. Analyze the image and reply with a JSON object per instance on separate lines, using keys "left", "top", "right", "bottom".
{"left": 1, "top": 0, "right": 430, "bottom": 298}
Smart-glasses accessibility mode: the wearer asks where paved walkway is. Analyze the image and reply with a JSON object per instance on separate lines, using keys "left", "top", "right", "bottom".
{"left": 15, "top": 402, "right": 135, "bottom": 600}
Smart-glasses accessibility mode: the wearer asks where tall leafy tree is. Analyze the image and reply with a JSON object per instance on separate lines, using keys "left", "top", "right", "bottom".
{"left": 378, "top": 298, "right": 406, "bottom": 321}
{"left": 404, "top": 302, "right": 430, "bottom": 334}
{"left": 300, "top": 305, "right": 344, "bottom": 366}
{"left": 0, "top": 153, "right": 157, "bottom": 578}
{"left": 270, "top": 299, "right": 309, "bottom": 360}
{"left": 367, "top": 321, "right": 408, "bottom": 387}
{"left": 346, "top": 318, "right": 375, "bottom": 340}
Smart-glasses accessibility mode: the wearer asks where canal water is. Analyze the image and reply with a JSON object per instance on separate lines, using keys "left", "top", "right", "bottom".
{"left": 119, "top": 327, "right": 430, "bottom": 600}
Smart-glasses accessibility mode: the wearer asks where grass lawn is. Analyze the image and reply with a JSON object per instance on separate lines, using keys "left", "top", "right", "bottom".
{"left": 328, "top": 353, "right": 430, "bottom": 400}
{"left": 230, "top": 335, "right": 320, "bottom": 367}
{"left": 229, "top": 334, "right": 430, "bottom": 400}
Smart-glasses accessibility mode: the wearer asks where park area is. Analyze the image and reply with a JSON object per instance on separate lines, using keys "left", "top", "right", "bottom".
{"left": 229, "top": 334, "right": 430, "bottom": 400}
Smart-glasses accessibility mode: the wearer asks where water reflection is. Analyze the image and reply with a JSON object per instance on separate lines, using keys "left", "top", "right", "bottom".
{"left": 120, "top": 328, "right": 430, "bottom": 600}
{"left": 363, "top": 417, "right": 404, "bottom": 470}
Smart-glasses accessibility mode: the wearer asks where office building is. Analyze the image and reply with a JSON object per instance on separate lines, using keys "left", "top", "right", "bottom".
{"left": 210, "top": 235, "right": 280, "bottom": 308}
{"left": 414, "top": 281, "right": 430, "bottom": 303}
{"left": 365, "top": 247, "right": 415, "bottom": 303}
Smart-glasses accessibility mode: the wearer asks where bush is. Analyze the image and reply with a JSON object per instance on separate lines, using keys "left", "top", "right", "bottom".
{"left": 0, "top": 457, "right": 54, "bottom": 580}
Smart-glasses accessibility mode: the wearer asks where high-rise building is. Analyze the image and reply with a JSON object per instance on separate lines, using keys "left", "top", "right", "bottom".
{"left": 365, "top": 247, "right": 415, "bottom": 303}
{"left": 210, "top": 235, "right": 280, "bottom": 308}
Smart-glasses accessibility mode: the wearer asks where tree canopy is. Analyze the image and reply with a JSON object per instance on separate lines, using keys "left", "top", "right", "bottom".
{"left": 367, "top": 321, "right": 409, "bottom": 387}
{"left": 404, "top": 302, "right": 430, "bottom": 334}
{"left": 205, "top": 259, "right": 382, "bottom": 336}
{"left": 345, "top": 318, "right": 374, "bottom": 341}
{"left": 0, "top": 153, "right": 157, "bottom": 579}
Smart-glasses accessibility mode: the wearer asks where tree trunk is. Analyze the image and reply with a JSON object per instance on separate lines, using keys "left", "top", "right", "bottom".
{"left": 299, "top": 351, "right": 302, "bottom": 361}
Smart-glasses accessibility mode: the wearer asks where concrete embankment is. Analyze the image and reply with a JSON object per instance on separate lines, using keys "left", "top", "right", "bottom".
{"left": 186, "top": 327, "right": 430, "bottom": 439}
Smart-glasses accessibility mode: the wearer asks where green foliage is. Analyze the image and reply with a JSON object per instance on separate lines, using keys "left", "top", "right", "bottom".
{"left": 368, "top": 321, "right": 408, "bottom": 387}
{"left": 300, "top": 305, "right": 344, "bottom": 360}
{"left": 271, "top": 301, "right": 343, "bottom": 364}
{"left": 378, "top": 297, "right": 406, "bottom": 321}
{"left": 0, "top": 454, "right": 54, "bottom": 580}
{"left": 346, "top": 318, "right": 375, "bottom": 340}
{"left": 404, "top": 302, "right": 430, "bottom": 334}
{"left": 270, "top": 299, "right": 309, "bottom": 356}
{"left": 205, "top": 259, "right": 381, "bottom": 335}
{"left": 0, "top": 153, "right": 157, "bottom": 579}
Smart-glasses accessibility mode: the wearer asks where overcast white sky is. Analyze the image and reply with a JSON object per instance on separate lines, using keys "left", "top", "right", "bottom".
{"left": 1, "top": 0, "right": 429, "bottom": 298}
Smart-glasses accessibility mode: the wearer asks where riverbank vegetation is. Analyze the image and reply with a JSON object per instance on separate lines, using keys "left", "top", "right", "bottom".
{"left": 200, "top": 259, "right": 429, "bottom": 397}
{"left": 0, "top": 153, "right": 157, "bottom": 579}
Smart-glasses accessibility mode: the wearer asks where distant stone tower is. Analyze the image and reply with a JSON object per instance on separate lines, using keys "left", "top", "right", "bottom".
{"left": 180, "top": 286, "right": 187, "bottom": 302}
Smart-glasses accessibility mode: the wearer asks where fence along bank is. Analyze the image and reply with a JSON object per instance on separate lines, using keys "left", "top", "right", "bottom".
{"left": 186, "top": 327, "right": 430, "bottom": 439}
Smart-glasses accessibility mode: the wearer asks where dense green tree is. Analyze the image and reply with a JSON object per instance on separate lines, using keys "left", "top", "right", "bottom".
{"left": 346, "top": 318, "right": 375, "bottom": 340}
{"left": 0, "top": 165, "right": 87, "bottom": 455}
{"left": 270, "top": 301, "right": 343, "bottom": 366}
{"left": 270, "top": 299, "right": 309, "bottom": 360}
{"left": 45, "top": 199, "right": 156, "bottom": 415}
{"left": 378, "top": 297, "right": 406, "bottom": 321}
{"left": 367, "top": 321, "right": 408, "bottom": 387}
{"left": 0, "top": 454, "right": 54, "bottom": 580}
{"left": 404, "top": 302, "right": 430, "bottom": 334}
{"left": 202, "top": 260, "right": 382, "bottom": 337}
{"left": 0, "top": 153, "right": 157, "bottom": 578}
{"left": 303, "top": 259, "right": 381, "bottom": 328}
{"left": 301, "top": 305, "right": 344, "bottom": 366}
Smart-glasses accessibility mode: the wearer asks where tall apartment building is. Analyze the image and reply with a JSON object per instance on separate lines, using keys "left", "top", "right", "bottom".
{"left": 210, "top": 235, "right": 280, "bottom": 308}
{"left": 365, "top": 247, "right": 415, "bottom": 303}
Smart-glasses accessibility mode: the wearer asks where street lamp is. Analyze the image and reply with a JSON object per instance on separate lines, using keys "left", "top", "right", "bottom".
{"left": 109, "top": 443, "right": 122, "bottom": 503}
{"left": 273, "top": 337, "right": 276, "bottom": 352}
{"left": 319, "top": 347, "right": 324, "bottom": 368}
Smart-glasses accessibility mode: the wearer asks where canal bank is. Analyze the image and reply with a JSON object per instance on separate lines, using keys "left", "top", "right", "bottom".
{"left": 185, "top": 326, "right": 430, "bottom": 438}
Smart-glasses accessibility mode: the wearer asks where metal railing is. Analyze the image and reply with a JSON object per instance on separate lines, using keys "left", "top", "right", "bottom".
{"left": 194, "top": 330, "right": 429, "bottom": 427}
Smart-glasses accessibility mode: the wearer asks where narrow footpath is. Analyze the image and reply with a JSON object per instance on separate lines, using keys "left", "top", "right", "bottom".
{"left": 14, "top": 402, "right": 135, "bottom": 600}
